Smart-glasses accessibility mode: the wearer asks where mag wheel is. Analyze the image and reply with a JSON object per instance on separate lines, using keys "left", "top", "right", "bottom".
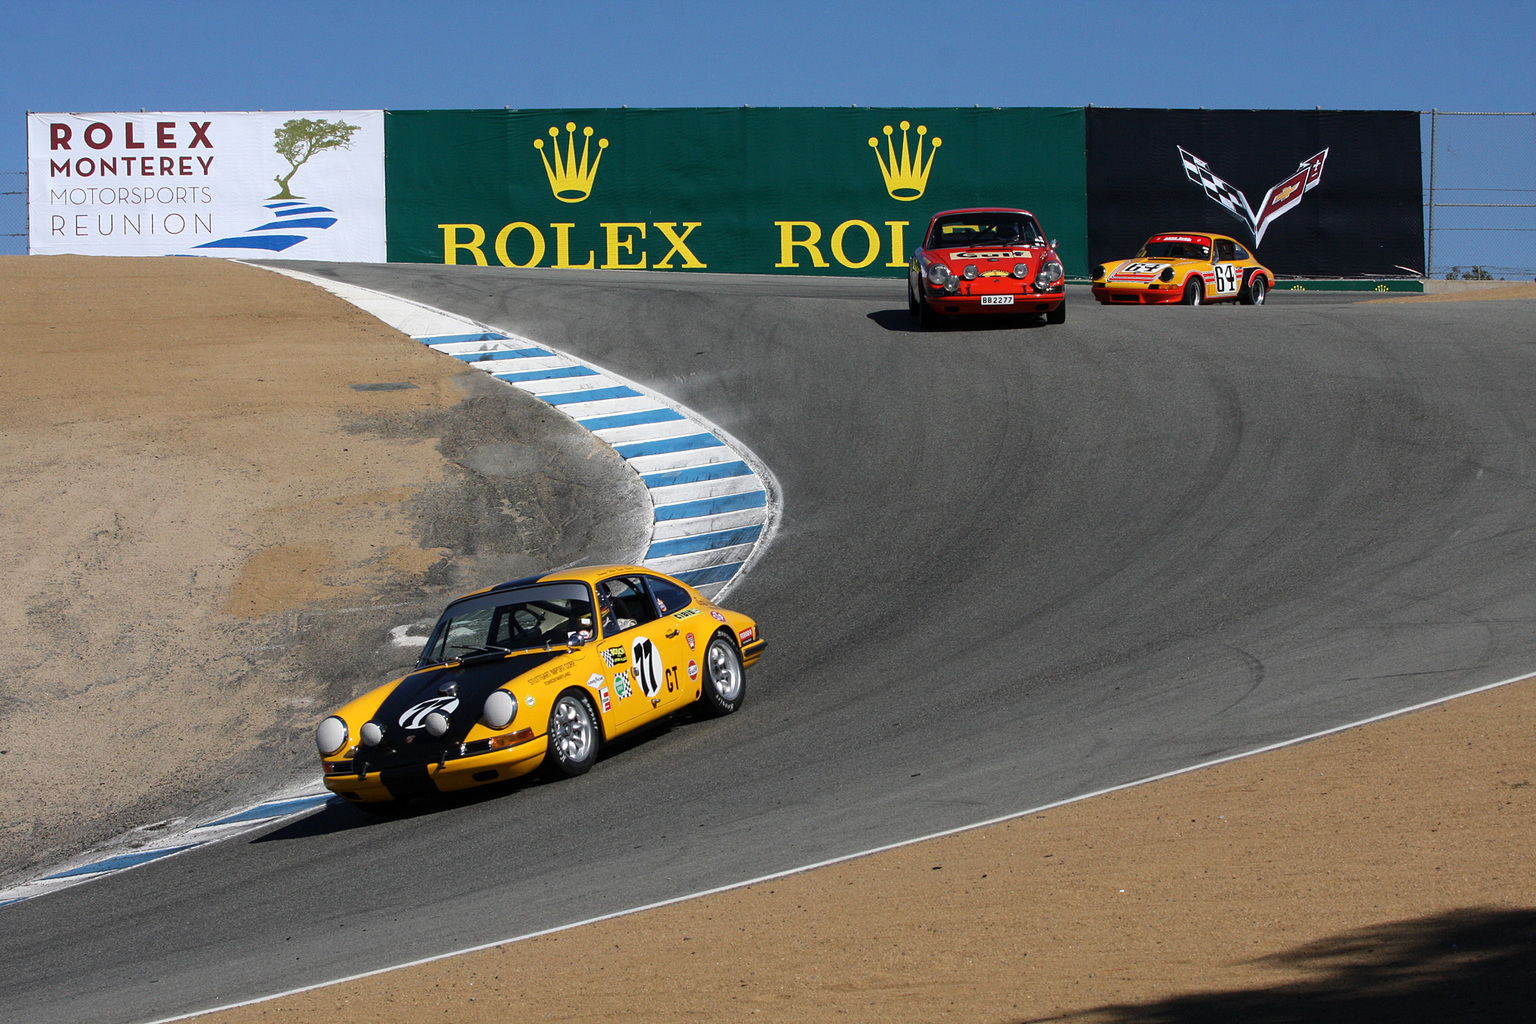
{"left": 545, "top": 691, "right": 599, "bottom": 777}
{"left": 1241, "top": 274, "right": 1267, "bottom": 306}
{"left": 697, "top": 634, "right": 745, "bottom": 717}
{"left": 1182, "top": 277, "right": 1205, "bottom": 305}
{"left": 1045, "top": 300, "right": 1066, "bottom": 325}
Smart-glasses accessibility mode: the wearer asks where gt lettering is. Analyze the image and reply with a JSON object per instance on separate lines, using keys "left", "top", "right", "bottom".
{"left": 664, "top": 665, "right": 679, "bottom": 693}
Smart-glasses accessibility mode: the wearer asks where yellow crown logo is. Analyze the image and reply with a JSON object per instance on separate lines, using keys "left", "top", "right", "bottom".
{"left": 534, "top": 123, "right": 608, "bottom": 203}
{"left": 869, "top": 121, "right": 941, "bottom": 201}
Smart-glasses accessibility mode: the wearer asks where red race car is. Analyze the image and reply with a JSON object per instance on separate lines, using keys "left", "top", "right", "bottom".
{"left": 908, "top": 208, "right": 1067, "bottom": 328}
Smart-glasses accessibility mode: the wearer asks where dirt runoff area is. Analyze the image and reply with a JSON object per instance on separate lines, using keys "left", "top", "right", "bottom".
{"left": 0, "top": 255, "right": 649, "bottom": 882}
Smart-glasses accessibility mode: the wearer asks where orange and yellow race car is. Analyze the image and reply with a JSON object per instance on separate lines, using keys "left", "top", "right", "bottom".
{"left": 314, "top": 565, "right": 764, "bottom": 806}
{"left": 908, "top": 208, "right": 1068, "bottom": 326}
{"left": 1091, "top": 232, "right": 1273, "bottom": 305}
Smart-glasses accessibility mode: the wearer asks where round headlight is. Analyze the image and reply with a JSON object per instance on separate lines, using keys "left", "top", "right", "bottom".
{"left": 316, "top": 716, "right": 348, "bottom": 757}
{"left": 1093, "top": 264, "right": 1105, "bottom": 280}
{"left": 1012, "top": 263, "right": 1030, "bottom": 279}
{"left": 1034, "top": 260, "right": 1064, "bottom": 287}
{"left": 962, "top": 264, "right": 978, "bottom": 281}
{"left": 481, "top": 689, "right": 517, "bottom": 730}
{"left": 424, "top": 710, "right": 451, "bottom": 737}
{"left": 926, "top": 263, "right": 950, "bottom": 287}
{"left": 1159, "top": 266, "right": 1175, "bottom": 282}
{"left": 360, "top": 721, "right": 384, "bottom": 747}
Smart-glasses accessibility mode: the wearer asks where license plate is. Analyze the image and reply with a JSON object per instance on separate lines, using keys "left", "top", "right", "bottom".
{"left": 979, "top": 294, "right": 1014, "bottom": 305}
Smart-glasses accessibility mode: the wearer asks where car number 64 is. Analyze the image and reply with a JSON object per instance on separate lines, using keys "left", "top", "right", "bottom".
{"left": 1214, "top": 264, "right": 1238, "bottom": 294}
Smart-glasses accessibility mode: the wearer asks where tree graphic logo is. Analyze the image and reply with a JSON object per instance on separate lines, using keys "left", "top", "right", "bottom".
{"left": 269, "top": 118, "right": 361, "bottom": 200}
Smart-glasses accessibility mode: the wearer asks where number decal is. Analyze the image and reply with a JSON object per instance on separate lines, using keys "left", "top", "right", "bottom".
{"left": 1214, "top": 264, "right": 1238, "bottom": 294}
{"left": 1117, "top": 262, "right": 1166, "bottom": 276}
{"left": 632, "top": 637, "right": 664, "bottom": 698}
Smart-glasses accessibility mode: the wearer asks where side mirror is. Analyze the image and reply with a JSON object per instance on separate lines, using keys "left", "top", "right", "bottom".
{"left": 565, "top": 631, "right": 589, "bottom": 648}
{"left": 1049, "top": 239, "right": 1058, "bottom": 251}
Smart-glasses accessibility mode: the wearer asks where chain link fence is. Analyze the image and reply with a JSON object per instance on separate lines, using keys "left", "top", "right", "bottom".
{"left": 1424, "top": 111, "right": 1536, "bottom": 280}
{"left": 1, "top": 171, "right": 25, "bottom": 255}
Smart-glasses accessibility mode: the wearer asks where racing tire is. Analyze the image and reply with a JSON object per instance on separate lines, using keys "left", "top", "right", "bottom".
{"left": 917, "top": 290, "right": 941, "bottom": 329}
{"left": 544, "top": 690, "right": 600, "bottom": 778}
{"left": 1239, "top": 273, "right": 1267, "bottom": 306}
{"left": 697, "top": 632, "right": 745, "bottom": 717}
{"left": 1045, "top": 300, "right": 1067, "bottom": 325}
{"left": 908, "top": 279, "right": 921, "bottom": 317}
{"left": 1181, "top": 277, "right": 1205, "bottom": 305}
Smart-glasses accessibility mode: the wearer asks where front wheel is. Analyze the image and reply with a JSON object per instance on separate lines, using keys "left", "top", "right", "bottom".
{"left": 697, "top": 633, "right": 745, "bottom": 717}
{"left": 1045, "top": 300, "right": 1066, "bottom": 325}
{"left": 544, "top": 691, "right": 599, "bottom": 777}
{"left": 1181, "top": 277, "right": 1205, "bottom": 305}
{"left": 908, "top": 278, "right": 921, "bottom": 316}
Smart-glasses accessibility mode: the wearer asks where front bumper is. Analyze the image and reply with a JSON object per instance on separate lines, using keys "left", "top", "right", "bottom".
{"left": 1091, "top": 282, "right": 1184, "bottom": 305}
{"left": 923, "top": 283, "right": 1065, "bottom": 316}
{"left": 321, "top": 730, "right": 549, "bottom": 802}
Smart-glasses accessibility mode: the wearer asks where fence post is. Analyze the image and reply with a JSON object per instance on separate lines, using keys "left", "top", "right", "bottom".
{"left": 1427, "top": 108, "right": 1437, "bottom": 278}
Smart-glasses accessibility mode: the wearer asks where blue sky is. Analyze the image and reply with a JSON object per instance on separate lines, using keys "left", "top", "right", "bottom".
{"left": 5, "top": 0, "right": 1532, "bottom": 171}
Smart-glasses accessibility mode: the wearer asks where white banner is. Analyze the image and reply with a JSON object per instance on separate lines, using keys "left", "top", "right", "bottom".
{"left": 28, "top": 110, "right": 385, "bottom": 261}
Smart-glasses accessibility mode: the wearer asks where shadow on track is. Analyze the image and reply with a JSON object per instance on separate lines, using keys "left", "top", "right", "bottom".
{"left": 252, "top": 716, "right": 698, "bottom": 842}
{"left": 1038, "top": 908, "right": 1536, "bottom": 1024}
{"left": 865, "top": 308, "right": 1056, "bottom": 333}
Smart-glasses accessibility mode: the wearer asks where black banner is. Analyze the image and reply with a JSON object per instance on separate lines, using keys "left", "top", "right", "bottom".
{"left": 1087, "top": 109, "right": 1423, "bottom": 277}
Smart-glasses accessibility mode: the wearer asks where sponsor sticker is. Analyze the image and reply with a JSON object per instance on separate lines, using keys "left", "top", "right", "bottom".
{"left": 586, "top": 672, "right": 605, "bottom": 688}
{"left": 601, "top": 645, "right": 628, "bottom": 667}
{"left": 674, "top": 608, "right": 700, "bottom": 620}
{"left": 687, "top": 659, "right": 699, "bottom": 682}
{"left": 613, "top": 671, "right": 633, "bottom": 700}
{"left": 710, "top": 611, "right": 727, "bottom": 623}
{"left": 685, "top": 632, "right": 696, "bottom": 651}
{"left": 738, "top": 626, "right": 756, "bottom": 644}
{"left": 599, "top": 686, "right": 612, "bottom": 713}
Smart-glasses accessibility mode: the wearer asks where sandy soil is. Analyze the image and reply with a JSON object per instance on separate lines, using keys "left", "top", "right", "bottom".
{"left": 1377, "top": 283, "right": 1536, "bottom": 302}
{"left": 0, "top": 255, "right": 649, "bottom": 881}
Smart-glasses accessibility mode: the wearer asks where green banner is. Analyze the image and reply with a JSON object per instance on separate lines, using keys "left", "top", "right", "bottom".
{"left": 385, "top": 107, "right": 1088, "bottom": 277}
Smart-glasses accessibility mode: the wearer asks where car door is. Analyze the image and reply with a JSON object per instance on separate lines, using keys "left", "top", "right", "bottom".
{"left": 595, "top": 574, "right": 689, "bottom": 730}
{"left": 1211, "top": 238, "right": 1240, "bottom": 299}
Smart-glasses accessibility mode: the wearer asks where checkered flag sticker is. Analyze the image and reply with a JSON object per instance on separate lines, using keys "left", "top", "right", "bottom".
{"left": 1178, "top": 146, "right": 1329, "bottom": 248}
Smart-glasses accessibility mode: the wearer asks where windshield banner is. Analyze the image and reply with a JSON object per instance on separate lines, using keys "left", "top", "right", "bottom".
{"left": 28, "top": 110, "right": 386, "bottom": 261}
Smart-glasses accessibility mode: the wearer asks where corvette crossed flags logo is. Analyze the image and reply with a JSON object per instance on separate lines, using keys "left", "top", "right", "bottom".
{"left": 1178, "top": 146, "right": 1329, "bottom": 248}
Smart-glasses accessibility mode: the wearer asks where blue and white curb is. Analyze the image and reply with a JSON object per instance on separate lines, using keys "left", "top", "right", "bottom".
{"left": 256, "top": 266, "right": 781, "bottom": 601}
{"left": 0, "top": 785, "right": 333, "bottom": 909}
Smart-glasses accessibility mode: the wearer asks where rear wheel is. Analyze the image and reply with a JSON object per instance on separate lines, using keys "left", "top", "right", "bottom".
{"left": 544, "top": 691, "right": 599, "bottom": 778}
{"left": 1181, "top": 277, "right": 1205, "bottom": 305}
{"left": 1240, "top": 273, "right": 1267, "bottom": 306}
{"left": 697, "top": 633, "right": 745, "bottom": 717}
{"left": 1045, "top": 300, "right": 1066, "bottom": 325}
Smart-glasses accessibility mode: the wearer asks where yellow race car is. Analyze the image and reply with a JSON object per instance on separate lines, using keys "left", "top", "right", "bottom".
{"left": 1091, "top": 232, "right": 1273, "bottom": 306}
{"left": 314, "top": 565, "right": 765, "bottom": 805}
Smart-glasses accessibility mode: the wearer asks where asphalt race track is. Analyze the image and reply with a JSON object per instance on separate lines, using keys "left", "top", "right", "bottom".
{"left": 8, "top": 271, "right": 1536, "bottom": 1024}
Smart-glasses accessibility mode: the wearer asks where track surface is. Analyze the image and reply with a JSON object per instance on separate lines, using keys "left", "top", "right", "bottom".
{"left": 8, "top": 271, "right": 1536, "bottom": 1024}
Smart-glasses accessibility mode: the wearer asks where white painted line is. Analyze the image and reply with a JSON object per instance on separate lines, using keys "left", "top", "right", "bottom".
{"left": 139, "top": 668, "right": 1536, "bottom": 1024}
{"left": 624, "top": 447, "right": 743, "bottom": 475}
{"left": 650, "top": 508, "right": 768, "bottom": 540}
{"left": 589, "top": 419, "right": 703, "bottom": 445}
{"left": 647, "top": 474, "right": 765, "bottom": 504}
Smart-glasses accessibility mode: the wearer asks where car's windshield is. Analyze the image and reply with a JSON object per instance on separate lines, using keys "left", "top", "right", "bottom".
{"left": 1140, "top": 238, "right": 1211, "bottom": 260}
{"left": 419, "top": 582, "right": 594, "bottom": 666}
{"left": 927, "top": 213, "right": 1043, "bottom": 249}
